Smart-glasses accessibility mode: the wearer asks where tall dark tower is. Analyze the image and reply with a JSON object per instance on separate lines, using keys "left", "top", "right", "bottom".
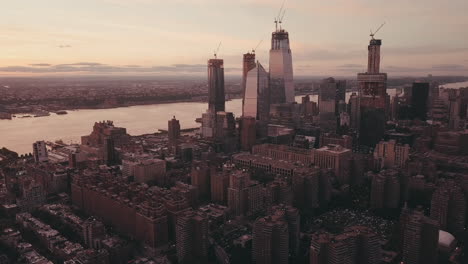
{"left": 168, "top": 116, "right": 181, "bottom": 145}
{"left": 357, "top": 26, "right": 388, "bottom": 147}
{"left": 208, "top": 58, "right": 225, "bottom": 113}
{"left": 411, "top": 82, "right": 430, "bottom": 121}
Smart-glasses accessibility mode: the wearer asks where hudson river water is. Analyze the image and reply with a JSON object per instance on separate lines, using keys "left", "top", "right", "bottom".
{"left": 0, "top": 87, "right": 404, "bottom": 154}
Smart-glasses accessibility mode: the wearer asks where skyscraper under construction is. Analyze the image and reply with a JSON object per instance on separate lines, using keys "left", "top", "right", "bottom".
{"left": 357, "top": 28, "right": 388, "bottom": 146}
{"left": 208, "top": 58, "right": 225, "bottom": 113}
{"left": 269, "top": 23, "right": 294, "bottom": 105}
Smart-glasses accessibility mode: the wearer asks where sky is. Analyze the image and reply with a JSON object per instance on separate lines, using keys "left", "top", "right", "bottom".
{"left": 1, "top": 0, "right": 467, "bottom": 77}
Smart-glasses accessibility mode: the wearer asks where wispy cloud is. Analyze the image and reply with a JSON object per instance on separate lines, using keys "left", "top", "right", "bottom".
{"left": 0, "top": 62, "right": 240, "bottom": 74}
{"left": 58, "top": 45, "right": 72, "bottom": 48}
{"left": 431, "top": 64, "right": 466, "bottom": 70}
{"left": 29, "top": 63, "right": 52, "bottom": 67}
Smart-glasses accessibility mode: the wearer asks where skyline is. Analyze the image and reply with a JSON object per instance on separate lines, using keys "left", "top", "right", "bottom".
{"left": 1, "top": 0, "right": 468, "bottom": 77}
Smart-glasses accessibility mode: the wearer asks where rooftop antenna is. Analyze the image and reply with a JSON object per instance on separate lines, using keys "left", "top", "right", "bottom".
{"left": 370, "top": 22, "right": 386, "bottom": 39}
{"left": 214, "top": 42, "right": 222, "bottom": 59}
{"left": 252, "top": 39, "right": 264, "bottom": 53}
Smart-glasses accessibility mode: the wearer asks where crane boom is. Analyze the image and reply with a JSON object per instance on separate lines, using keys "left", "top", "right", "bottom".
{"left": 370, "top": 22, "right": 386, "bottom": 39}
{"left": 214, "top": 42, "right": 222, "bottom": 58}
{"left": 280, "top": 10, "right": 286, "bottom": 23}
{"left": 277, "top": 0, "right": 286, "bottom": 21}
{"left": 253, "top": 39, "right": 264, "bottom": 53}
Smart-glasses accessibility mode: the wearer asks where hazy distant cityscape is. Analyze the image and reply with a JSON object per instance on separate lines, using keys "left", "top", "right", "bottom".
{"left": 1, "top": 1, "right": 468, "bottom": 264}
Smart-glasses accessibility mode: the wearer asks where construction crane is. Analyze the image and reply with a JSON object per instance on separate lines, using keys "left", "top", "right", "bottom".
{"left": 213, "top": 42, "right": 222, "bottom": 59}
{"left": 370, "top": 22, "right": 386, "bottom": 39}
{"left": 252, "top": 39, "right": 264, "bottom": 53}
{"left": 275, "top": 0, "right": 286, "bottom": 31}
{"left": 279, "top": 10, "right": 286, "bottom": 30}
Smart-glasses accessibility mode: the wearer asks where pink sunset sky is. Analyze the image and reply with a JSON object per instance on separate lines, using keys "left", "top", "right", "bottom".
{"left": 1, "top": 0, "right": 467, "bottom": 77}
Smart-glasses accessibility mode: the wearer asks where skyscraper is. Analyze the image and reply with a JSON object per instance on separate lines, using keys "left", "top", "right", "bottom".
{"left": 319, "top": 77, "right": 344, "bottom": 132}
{"left": 310, "top": 226, "right": 381, "bottom": 264}
{"left": 240, "top": 116, "right": 257, "bottom": 151}
{"left": 269, "top": 25, "right": 294, "bottom": 104}
{"left": 208, "top": 58, "right": 225, "bottom": 113}
{"left": 33, "top": 140, "right": 48, "bottom": 163}
{"left": 348, "top": 92, "right": 359, "bottom": 129}
{"left": 430, "top": 181, "right": 466, "bottom": 234}
{"left": 400, "top": 208, "right": 439, "bottom": 264}
{"left": 370, "top": 169, "right": 401, "bottom": 209}
{"left": 176, "top": 209, "right": 208, "bottom": 263}
{"left": 243, "top": 61, "right": 270, "bottom": 137}
{"left": 357, "top": 37, "right": 388, "bottom": 146}
{"left": 168, "top": 116, "right": 181, "bottom": 145}
{"left": 227, "top": 170, "right": 263, "bottom": 216}
{"left": 373, "top": 139, "right": 410, "bottom": 169}
{"left": 292, "top": 167, "right": 320, "bottom": 211}
{"left": 269, "top": 204, "right": 300, "bottom": 257}
{"left": 202, "top": 57, "right": 229, "bottom": 139}
{"left": 82, "top": 218, "right": 106, "bottom": 249}
{"left": 191, "top": 161, "right": 211, "bottom": 200}
{"left": 243, "top": 52, "right": 257, "bottom": 108}
{"left": 411, "top": 82, "right": 430, "bottom": 121}
{"left": 210, "top": 165, "right": 231, "bottom": 204}
{"left": 243, "top": 62, "right": 270, "bottom": 121}
{"left": 252, "top": 211, "right": 289, "bottom": 264}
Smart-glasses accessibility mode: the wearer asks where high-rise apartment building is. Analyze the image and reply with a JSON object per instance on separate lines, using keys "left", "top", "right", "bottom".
{"left": 82, "top": 218, "right": 106, "bottom": 249}
{"left": 318, "top": 78, "right": 347, "bottom": 132}
{"left": 400, "top": 208, "right": 439, "bottom": 264}
{"left": 176, "top": 209, "right": 208, "bottom": 263}
{"left": 265, "top": 178, "right": 292, "bottom": 207}
{"left": 210, "top": 165, "right": 231, "bottom": 204}
{"left": 314, "top": 144, "right": 352, "bottom": 184}
{"left": 190, "top": 161, "right": 211, "bottom": 200}
{"left": 292, "top": 167, "right": 320, "bottom": 211}
{"left": 430, "top": 181, "right": 466, "bottom": 234}
{"left": 370, "top": 169, "right": 401, "bottom": 209}
{"left": 269, "top": 26, "right": 294, "bottom": 104}
{"left": 33, "top": 141, "right": 48, "bottom": 163}
{"left": 252, "top": 211, "right": 290, "bottom": 264}
{"left": 227, "top": 171, "right": 263, "bottom": 216}
{"left": 310, "top": 226, "right": 381, "bottom": 264}
{"left": 373, "top": 139, "right": 410, "bottom": 169}
{"left": 133, "top": 159, "right": 166, "bottom": 186}
{"left": 81, "top": 120, "right": 130, "bottom": 148}
{"left": 357, "top": 37, "right": 388, "bottom": 146}
{"left": 269, "top": 204, "right": 300, "bottom": 257}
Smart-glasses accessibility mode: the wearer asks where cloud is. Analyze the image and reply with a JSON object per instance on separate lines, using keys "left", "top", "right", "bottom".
{"left": 29, "top": 63, "right": 52, "bottom": 67}
{"left": 57, "top": 62, "right": 105, "bottom": 67}
{"left": 58, "top": 45, "right": 72, "bottom": 48}
{"left": 385, "top": 46, "right": 468, "bottom": 57}
{"left": 0, "top": 62, "right": 233, "bottom": 74}
{"left": 431, "top": 64, "right": 466, "bottom": 70}
{"left": 382, "top": 64, "right": 467, "bottom": 74}
{"left": 334, "top": 64, "right": 366, "bottom": 73}
{"left": 295, "top": 49, "right": 364, "bottom": 61}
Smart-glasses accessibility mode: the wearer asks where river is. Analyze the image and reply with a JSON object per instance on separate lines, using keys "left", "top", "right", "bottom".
{"left": 1, "top": 89, "right": 400, "bottom": 154}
